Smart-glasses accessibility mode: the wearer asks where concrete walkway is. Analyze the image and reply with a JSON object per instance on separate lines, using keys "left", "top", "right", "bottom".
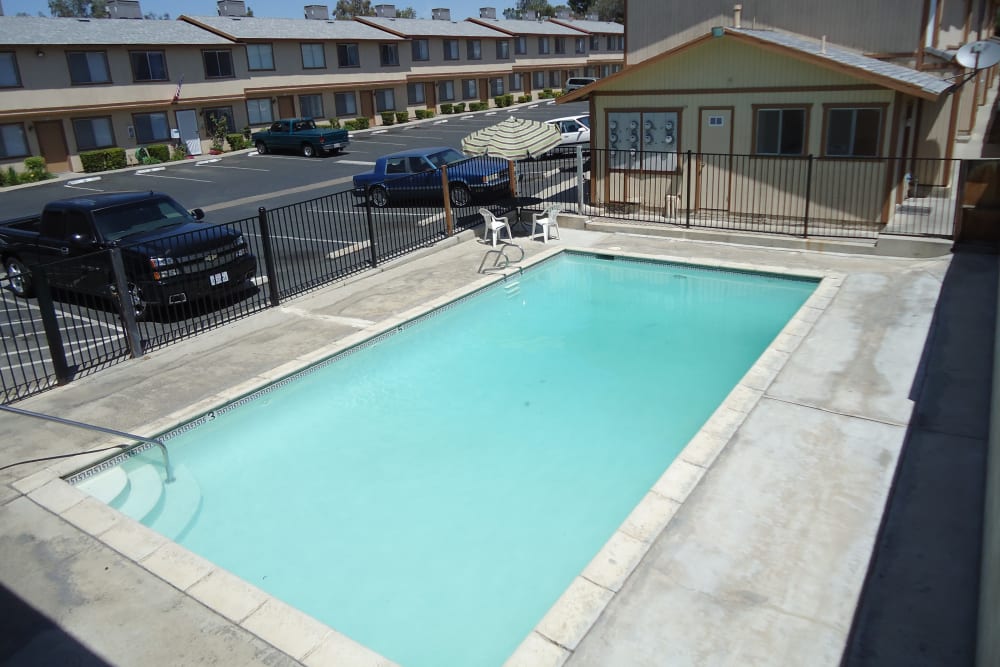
{"left": 0, "top": 226, "right": 984, "bottom": 666}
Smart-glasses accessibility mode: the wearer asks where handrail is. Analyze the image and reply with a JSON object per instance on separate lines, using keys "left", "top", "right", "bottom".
{"left": 0, "top": 405, "right": 174, "bottom": 483}
{"left": 478, "top": 241, "right": 524, "bottom": 274}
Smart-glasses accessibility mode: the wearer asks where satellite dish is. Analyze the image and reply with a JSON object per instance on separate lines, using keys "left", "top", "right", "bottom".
{"left": 956, "top": 40, "right": 1000, "bottom": 69}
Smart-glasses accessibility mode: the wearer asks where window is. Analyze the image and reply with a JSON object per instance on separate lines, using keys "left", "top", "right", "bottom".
{"left": 301, "top": 43, "right": 326, "bottom": 69}
{"left": 203, "top": 50, "right": 233, "bottom": 78}
{"left": 538, "top": 37, "right": 550, "bottom": 54}
{"left": 590, "top": 35, "right": 600, "bottom": 50}
{"left": 246, "top": 43, "right": 274, "bottom": 70}
{"left": 299, "top": 94, "right": 324, "bottom": 119}
{"left": 462, "top": 79, "right": 477, "bottom": 99}
{"left": 380, "top": 43, "right": 399, "bottom": 66}
{"left": 490, "top": 77, "right": 504, "bottom": 96}
{"left": 335, "top": 92, "right": 357, "bottom": 117}
{"left": 548, "top": 71, "right": 561, "bottom": 88}
{"left": 375, "top": 88, "right": 395, "bottom": 112}
{"left": 0, "top": 52, "right": 20, "bottom": 88}
{"left": 67, "top": 51, "right": 110, "bottom": 84}
{"left": 509, "top": 72, "right": 523, "bottom": 91}
{"left": 443, "top": 39, "right": 460, "bottom": 60}
{"left": 72, "top": 117, "right": 114, "bottom": 150}
{"left": 575, "top": 37, "right": 586, "bottom": 54}
{"left": 407, "top": 82, "right": 425, "bottom": 105}
{"left": 825, "top": 107, "right": 882, "bottom": 157}
{"left": 606, "top": 35, "right": 623, "bottom": 50}
{"left": 532, "top": 71, "right": 545, "bottom": 89}
{"left": 0, "top": 123, "right": 28, "bottom": 158}
{"left": 247, "top": 98, "right": 273, "bottom": 125}
{"left": 438, "top": 80, "right": 455, "bottom": 101}
{"left": 755, "top": 107, "right": 806, "bottom": 155}
{"left": 203, "top": 107, "right": 234, "bottom": 135}
{"left": 412, "top": 39, "right": 429, "bottom": 61}
{"left": 496, "top": 40, "right": 509, "bottom": 59}
{"left": 467, "top": 39, "right": 481, "bottom": 60}
{"left": 133, "top": 112, "right": 171, "bottom": 143}
{"left": 337, "top": 43, "right": 360, "bottom": 67}
{"left": 555, "top": 37, "right": 566, "bottom": 54}
{"left": 607, "top": 110, "right": 680, "bottom": 172}
{"left": 130, "top": 51, "right": 167, "bottom": 82}
{"left": 515, "top": 36, "right": 527, "bottom": 55}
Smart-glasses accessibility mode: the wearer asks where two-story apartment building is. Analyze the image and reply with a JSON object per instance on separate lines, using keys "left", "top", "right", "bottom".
{"left": 547, "top": 15, "right": 625, "bottom": 79}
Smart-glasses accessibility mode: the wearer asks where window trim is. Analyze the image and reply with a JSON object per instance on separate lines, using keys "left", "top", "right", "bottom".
{"left": 67, "top": 50, "right": 111, "bottom": 85}
{"left": 380, "top": 42, "right": 400, "bottom": 67}
{"left": 438, "top": 80, "right": 455, "bottom": 102}
{"left": 246, "top": 43, "right": 275, "bottom": 71}
{"left": 71, "top": 116, "right": 116, "bottom": 151}
{"left": 129, "top": 49, "right": 168, "bottom": 83}
{"left": 0, "top": 122, "right": 30, "bottom": 158}
{"left": 132, "top": 111, "right": 172, "bottom": 144}
{"left": 575, "top": 37, "right": 586, "bottom": 55}
{"left": 300, "top": 42, "right": 327, "bottom": 70}
{"left": 751, "top": 104, "right": 809, "bottom": 156}
{"left": 496, "top": 40, "right": 510, "bottom": 60}
{"left": 202, "top": 49, "right": 234, "bottom": 79}
{"left": 336, "top": 42, "right": 360, "bottom": 68}
{"left": 514, "top": 36, "right": 527, "bottom": 55}
{"left": 606, "top": 108, "right": 683, "bottom": 174}
{"left": 821, "top": 103, "right": 887, "bottom": 159}
{"left": 538, "top": 37, "right": 550, "bottom": 55}
{"left": 467, "top": 39, "right": 482, "bottom": 60}
{"left": 443, "top": 39, "right": 460, "bottom": 61}
{"left": 555, "top": 37, "right": 566, "bottom": 55}
{"left": 334, "top": 92, "right": 358, "bottom": 117}
{"left": 407, "top": 82, "right": 425, "bottom": 105}
{"left": 462, "top": 78, "right": 478, "bottom": 100}
{"left": 375, "top": 88, "right": 396, "bottom": 112}
{"left": 0, "top": 52, "right": 22, "bottom": 89}
{"left": 298, "top": 93, "right": 324, "bottom": 119}
{"left": 246, "top": 98, "right": 274, "bottom": 125}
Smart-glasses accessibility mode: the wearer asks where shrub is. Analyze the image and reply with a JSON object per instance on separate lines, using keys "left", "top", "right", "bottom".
{"left": 80, "top": 148, "right": 126, "bottom": 173}
{"left": 504, "top": 94, "right": 514, "bottom": 106}
{"left": 171, "top": 143, "right": 189, "bottom": 161}
{"left": 440, "top": 103, "right": 453, "bottom": 114}
{"left": 343, "top": 120, "right": 358, "bottom": 130}
{"left": 454, "top": 102, "right": 466, "bottom": 112}
{"left": 395, "top": 111, "right": 408, "bottom": 123}
{"left": 210, "top": 115, "right": 229, "bottom": 152}
{"left": 2, "top": 167, "right": 19, "bottom": 186}
{"left": 328, "top": 118, "right": 341, "bottom": 129}
{"left": 134, "top": 147, "right": 161, "bottom": 165}
{"left": 21, "top": 156, "right": 50, "bottom": 183}
{"left": 353, "top": 117, "right": 370, "bottom": 130}
{"left": 147, "top": 144, "right": 171, "bottom": 162}
{"left": 518, "top": 94, "right": 532, "bottom": 103}
{"left": 380, "top": 111, "right": 395, "bottom": 126}
{"left": 226, "top": 133, "right": 249, "bottom": 151}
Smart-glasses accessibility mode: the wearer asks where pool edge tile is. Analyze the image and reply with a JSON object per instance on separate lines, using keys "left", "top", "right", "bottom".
{"left": 620, "top": 491, "right": 681, "bottom": 543}
{"left": 581, "top": 529, "right": 649, "bottom": 592}
{"left": 534, "top": 576, "right": 615, "bottom": 652}
{"left": 302, "top": 630, "right": 400, "bottom": 667}
{"left": 241, "top": 597, "right": 332, "bottom": 661}
{"left": 99, "top": 515, "right": 168, "bottom": 562}
{"left": 651, "top": 459, "right": 708, "bottom": 504}
{"left": 28, "top": 478, "right": 87, "bottom": 515}
{"left": 140, "top": 541, "right": 217, "bottom": 592}
{"left": 502, "top": 631, "right": 570, "bottom": 667}
{"left": 187, "top": 567, "right": 270, "bottom": 625}
{"left": 61, "top": 494, "right": 124, "bottom": 537}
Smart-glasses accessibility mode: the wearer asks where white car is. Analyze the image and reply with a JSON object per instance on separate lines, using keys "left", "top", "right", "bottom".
{"left": 544, "top": 115, "right": 591, "bottom": 156}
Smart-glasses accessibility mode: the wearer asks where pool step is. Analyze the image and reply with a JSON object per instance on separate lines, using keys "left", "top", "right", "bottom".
{"left": 503, "top": 281, "right": 520, "bottom": 297}
{"left": 76, "top": 466, "right": 130, "bottom": 506}
{"left": 144, "top": 463, "right": 202, "bottom": 541}
{"left": 112, "top": 463, "right": 165, "bottom": 522}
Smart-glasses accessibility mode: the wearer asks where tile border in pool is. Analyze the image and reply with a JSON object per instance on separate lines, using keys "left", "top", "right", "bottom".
{"left": 20, "top": 246, "right": 844, "bottom": 667}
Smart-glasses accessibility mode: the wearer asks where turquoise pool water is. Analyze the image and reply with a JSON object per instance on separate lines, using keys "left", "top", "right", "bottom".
{"left": 77, "top": 253, "right": 816, "bottom": 667}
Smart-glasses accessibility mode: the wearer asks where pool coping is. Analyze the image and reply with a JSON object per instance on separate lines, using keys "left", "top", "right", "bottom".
{"left": 12, "top": 245, "right": 843, "bottom": 667}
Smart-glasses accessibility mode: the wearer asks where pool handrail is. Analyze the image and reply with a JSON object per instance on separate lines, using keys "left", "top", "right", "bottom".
{"left": 0, "top": 404, "right": 174, "bottom": 483}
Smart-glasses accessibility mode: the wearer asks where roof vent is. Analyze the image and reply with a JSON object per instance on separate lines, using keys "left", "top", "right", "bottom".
{"left": 217, "top": 0, "right": 247, "bottom": 17}
{"left": 375, "top": 4, "right": 396, "bottom": 17}
{"left": 108, "top": 0, "right": 142, "bottom": 18}
{"left": 479, "top": 6, "right": 496, "bottom": 19}
{"left": 523, "top": 9, "right": 536, "bottom": 20}
{"left": 733, "top": 3, "right": 742, "bottom": 29}
{"left": 304, "top": 4, "right": 329, "bottom": 19}
{"left": 431, "top": 7, "right": 451, "bottom": 20}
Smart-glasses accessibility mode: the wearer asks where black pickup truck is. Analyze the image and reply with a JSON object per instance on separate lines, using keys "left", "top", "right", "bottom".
{"left": 0, "top": 191, "right": 256, "bottom": 320}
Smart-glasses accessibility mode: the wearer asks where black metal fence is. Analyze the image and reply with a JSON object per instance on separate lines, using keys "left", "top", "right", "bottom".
{"left": 0, "top": 149, "right": 962, "bottom": 403}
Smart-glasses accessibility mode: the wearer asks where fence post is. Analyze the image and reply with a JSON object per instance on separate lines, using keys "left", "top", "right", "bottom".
{"left": 685, "top": 149, "right": 693, "bottom": 228}
{"left": 576, "top": 145, "right": 585, "bottom": 213}
{"left": 32, "top": 266, "right": 73, "bottom": 384}
{"left": 257, "top": 206, "right": 282, "bottom": 308}
{"left": 803, "top": 154, "right": 813, "bottom": 238}
{"left": 442, "top": 165, "right": 454, "bottom": 236}
{"left": 363, "top": 194, "right": 378, "bottom": 268}
{"left": 109, "top": 247, "right": 144, "bottom": 359}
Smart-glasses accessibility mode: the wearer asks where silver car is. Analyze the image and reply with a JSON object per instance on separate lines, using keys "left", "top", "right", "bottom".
{"left": 564, "top": 77, "right": 598, "bottom": 93}
{"left": 544, "top": 115, "right": 591, "bottom": 156}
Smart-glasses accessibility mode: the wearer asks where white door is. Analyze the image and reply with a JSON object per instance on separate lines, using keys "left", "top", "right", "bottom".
{"left": 176, "top": 109, "right": 202, "bottom": 156}
{"left": 698, "top": 108, "right": 733, "bottom": 210}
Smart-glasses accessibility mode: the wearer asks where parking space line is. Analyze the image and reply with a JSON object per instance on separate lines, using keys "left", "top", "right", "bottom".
{"left": 197, "top": 164, "right": 270, "bottom": 172}
{"left": 327, "top": 240, "right": 370, "bottom": 259}
{"left": 135, "top": 167, "right": 165, "bottom": 174}
{"left": 136, "top": 173, "right": 213, "bottom": 183}
{"left": 338, "top": 160, "right": 377, "bottom": 166}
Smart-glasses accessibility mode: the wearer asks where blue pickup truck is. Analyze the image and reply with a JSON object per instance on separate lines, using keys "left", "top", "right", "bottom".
{"left": 252, "top": 118, "right": 349, "bottom": 157}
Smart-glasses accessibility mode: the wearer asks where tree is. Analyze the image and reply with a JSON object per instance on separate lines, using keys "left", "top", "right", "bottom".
{"left": 518, "top": 0, "right": 554, "bottom": 18}
{"left": 567, "top": 0, "right": 590, "bottom": 16}
{"left": 591, "top": 0, "right": 623, "bottom": 22}
{"left": 48, "top": 0, "right": 108, "bottom": 17}
{"left": 143, "top": 11, "right": 171, "bottom": 19}
{"left": 334, "top": 0, "right": 374, "bottom": 18}
{"left": 396, "top": 6, "right": 416, "bottom": 18}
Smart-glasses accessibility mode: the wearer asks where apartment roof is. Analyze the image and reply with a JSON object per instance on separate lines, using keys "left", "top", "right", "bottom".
{"left": 354, "top": 16, "right": 506, "bottom": 38}
{"left": 547, "top": 18, "right": 624, "bottom": 35}
{"left": 467, "top": 17, "right": 588, "bottom": 37}
{"left": 0, "top": 15, "right": 234, "bottom": 45}
{"left": 179, "top": 15, "right": 403, "bottom": 42}
{"left": 560, "top": 27, "right": 953, "bottom": 103}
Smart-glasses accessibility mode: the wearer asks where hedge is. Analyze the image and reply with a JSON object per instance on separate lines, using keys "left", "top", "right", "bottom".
{"left": 380, "top": 111, "right": 395, "bottom": 126}
{"left": 415, "top": 109, "right": 435, "bottom": 119}
{"left": 226, "top": 133, "right": 249, "bottom": 151}
{"left": 353, "top": 117, "right": 370, "bottom": 130}
{"left": 395, "top": 111, "right": 408, "bottom": 123}
{"left": 80, "top": 148, "right": 127, "bottom": 173}
{"left": 440, "top": 103, "right": 454, "bottom": 114}
{"left": 147, "top": 144, "right": 170, "bottom": 162}
{"left": 454, "top": 102, "right": 466, "bottom": 112}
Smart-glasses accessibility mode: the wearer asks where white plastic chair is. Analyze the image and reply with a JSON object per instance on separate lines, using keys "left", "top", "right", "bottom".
{"left": 529, "top": 205, "right": 561, "bottom": 243}
{"left": 480, "top": 208, "right": 513, "bottom": 247}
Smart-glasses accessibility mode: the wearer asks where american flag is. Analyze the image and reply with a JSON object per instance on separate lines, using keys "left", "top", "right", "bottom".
{"left": 171, "top": 75, "right": 184, "bottom": 103}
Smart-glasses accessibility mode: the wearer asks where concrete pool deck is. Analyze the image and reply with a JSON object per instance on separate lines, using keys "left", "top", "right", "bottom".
{"left": 0, "top": 226, "right": 986, "bottom": 665}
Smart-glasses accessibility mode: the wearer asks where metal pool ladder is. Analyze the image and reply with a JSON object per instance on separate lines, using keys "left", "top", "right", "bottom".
{"left": 478, "top": 241, "right": 524, "bottom": 274}
{"left": 0, "top": 405, "right": 175, "bottom": 483}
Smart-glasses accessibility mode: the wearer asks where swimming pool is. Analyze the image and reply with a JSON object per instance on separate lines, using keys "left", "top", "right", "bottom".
{"left": 74, "top": 251, "right": 817, "bottom": 666}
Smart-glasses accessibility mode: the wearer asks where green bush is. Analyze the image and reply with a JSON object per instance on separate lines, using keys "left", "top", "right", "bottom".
{"left": 80, "top": 148, "right": 126, "bottom": 173}
{"left": 440, "top": 103, "right": 454, "bottom": 114}
{"left": 343, "top": 120, "right": 358, "bottom": 130}
{"left": 380, "top": 111, "right": 395, "bottom": 126}
{"left": 518, "top": 94, "right": 532, "bottom": 103}
{"left": 353, "top": 117, "right": 370, "bottom": 130}
{"left": 395, "top": 111, "right": 408, "bottom": 123}
{"left": 503, "top": 94, "right": 514, "bottom": 106}
{"left": 2, "top": 167, "right": 19, "bottom": 186}
{"left": 226, "top": 134, "right": 249, "bottom": 151}
{"left": 328, "top": 118, "right": 341, "bottom": 129}
{"left": 21, "top": 156, "right": 50, "bottom": 183}
{"left": 147, "top": 144, "right": 171, "bottom": 162}
{"left": 494, "top": 95, "right": 505, "bottom": 108}
{"left": 454, "top": 102, "right": 467, "bottom": 112}
{"left": 171, "top": 143, "right": 189, "bottom": 161}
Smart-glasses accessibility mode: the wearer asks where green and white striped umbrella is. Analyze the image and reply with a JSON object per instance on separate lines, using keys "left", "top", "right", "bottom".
{"left": 461, "top": 116, "right": 563, "bottom": 160}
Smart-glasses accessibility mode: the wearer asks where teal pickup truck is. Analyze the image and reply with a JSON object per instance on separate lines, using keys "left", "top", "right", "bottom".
{"left": 251, "top": 118, "right": 349, "bottom": 157}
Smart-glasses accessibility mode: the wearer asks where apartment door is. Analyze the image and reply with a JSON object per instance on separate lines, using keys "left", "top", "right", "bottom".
{"left": 175, "top": 109, "right": 202, "bottom": 156}
{"left": 360, "top": 90, "right": 374, "bottom": 120}
{"left": 425, "top": 81, "right": 437, "bottom": 109}
{"left": 277, "top": 95, "right": 295, "bottom": 118}
{"left": 479, "top": 78, "right": 489, "bottom": 102}
{"left": 35, "top": 120, "right": 70, "bottom": 172}
{"left": 698, "top": 107, "right": 733, "bottom": 211}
